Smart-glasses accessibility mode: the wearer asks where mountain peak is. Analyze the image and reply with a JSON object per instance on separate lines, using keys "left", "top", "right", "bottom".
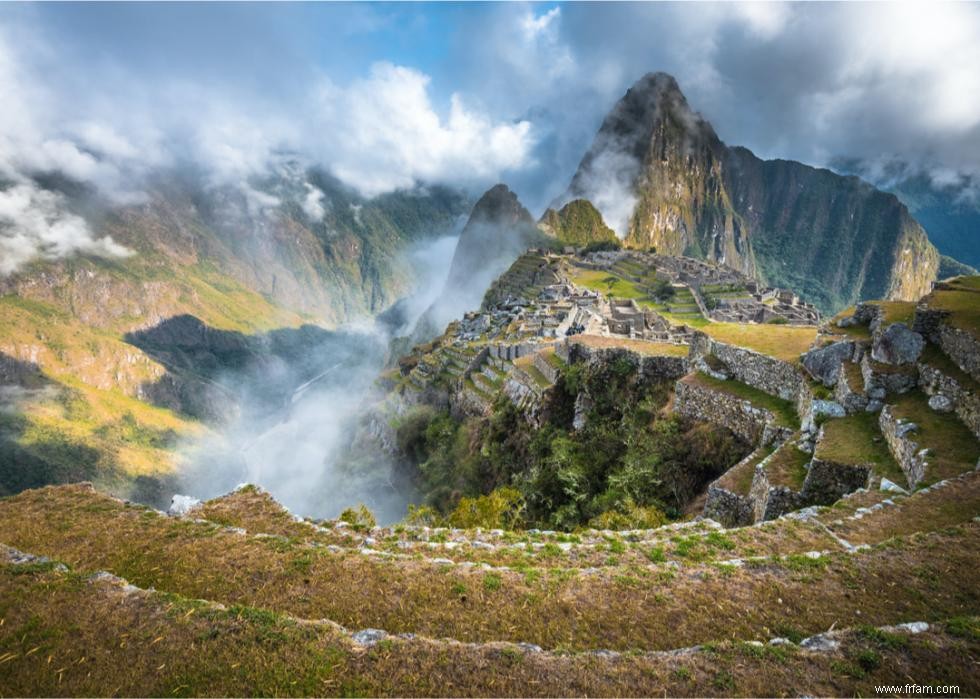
{"left": 468, "top": 184, "right": 534, "bottom": 228}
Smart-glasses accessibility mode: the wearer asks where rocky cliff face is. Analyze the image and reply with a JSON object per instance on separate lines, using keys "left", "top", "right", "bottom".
{"left": 561, "top": 72, "right": 940, "bottom": 312}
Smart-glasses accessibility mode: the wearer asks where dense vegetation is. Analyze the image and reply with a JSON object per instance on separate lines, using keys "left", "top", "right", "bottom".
{"left": 396, "top": 354, "right": 749, "bottom": 530}
{"left": 538, "top": 199, "right": 619, "bottom": 247}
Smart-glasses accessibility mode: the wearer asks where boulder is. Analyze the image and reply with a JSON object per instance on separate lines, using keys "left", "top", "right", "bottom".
{"left": 871, "top": 323, "right": 924, "bottom": 366}
{"left": 802, "top": 341, "right": 855, "bottom": 387}
{"left": 812, "top": 399, "right": 846, "bottom": 419}
{"left": 168, "top": 494, "right": 201, "bottom": 516}
{"left": 879, "top": 477, "right": 909, "bottom": 495}
{"left": 928, "top": 394, "right": 954, "bottom": 413}
{"left": 351, "top": 629, "right": 388, "bottom": 646}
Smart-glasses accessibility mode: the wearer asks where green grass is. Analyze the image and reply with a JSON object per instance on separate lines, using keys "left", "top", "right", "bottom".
{"left": 816, "top": 413, "right": 905, "bottom": 484}
{"left": 925, "top": 276, "right": 980, "bottom": 339}
{"left": 867, "top": 301, "right": 916, "bottom": 326}
{"left": 889, "top": 391, "right": 980, "bottom": 483}
{"left": 566, "top": 267, "right": 650, "bottom": 302}
{"left": 689, "top": 373, "right": 800, "bottom": 428}
{"left": 700, "top": 323, "right": 818, "bottom": 363}
{"left": 764, "top": 441, "right": 811, "bottom": 490}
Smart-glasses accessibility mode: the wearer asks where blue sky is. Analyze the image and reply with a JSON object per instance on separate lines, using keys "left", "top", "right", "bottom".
{"left": 2, "top": 2, "right": 979, "bottom": 217}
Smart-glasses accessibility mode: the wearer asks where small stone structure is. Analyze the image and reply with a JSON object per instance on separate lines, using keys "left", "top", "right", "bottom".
{"left": 879, "top": 405, "right": 929, "bottom": 488}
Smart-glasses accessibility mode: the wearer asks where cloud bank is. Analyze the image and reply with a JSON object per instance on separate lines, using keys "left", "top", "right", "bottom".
{"left": 0, "top": 17, "right": 534, "bottom": 274}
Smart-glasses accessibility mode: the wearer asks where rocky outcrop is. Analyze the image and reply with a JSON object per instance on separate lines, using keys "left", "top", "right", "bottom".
{"left": 871, "top": 323, "right": 924, "bottom": 365}
{"left": 803, "top": 341, "right": 859, "bottom": 388}
{"left": 418, "top": 184, "right": 546, "bottom": 336}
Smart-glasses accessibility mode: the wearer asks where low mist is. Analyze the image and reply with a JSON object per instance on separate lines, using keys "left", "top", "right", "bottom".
{"left": 174, "top": 234, "right": 461, "bottom": 524}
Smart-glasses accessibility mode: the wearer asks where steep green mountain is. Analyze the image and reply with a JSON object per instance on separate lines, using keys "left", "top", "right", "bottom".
{"left": 831, "top": 161, "right": 980, "bottom": 270}
{"left": 0, "top": 170, "right": 469, "bottom": 497}
{"left": 561, "top": 72, "right": 940, "bottom": 313}
{"left": 413, "top": 184, "right": 551, "bottom": 337}
{"left": 537, "top": 199, "right": 618, "bottom": 247}
{"left": 443, "top": 184, "right": 547, "bottom": 294}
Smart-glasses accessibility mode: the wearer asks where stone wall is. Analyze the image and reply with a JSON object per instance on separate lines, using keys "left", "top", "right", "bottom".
{"left": 835, "top": 361, "right": 869, "bottom": 413}
{"left": 702, "top": 485, "right": 754, "bottom": 528}
{"left": 914, "top": 303, "right": 980, "bottom": 384}
{"left": 462, "top": 346, "right": 489, "bottom": 379}
{"left": 688, "top": 333, "right": 804, "bottom": 402}
{"left": 801, "top": 458, "right": 872, "bottom": 505}
{"left": 674, "top": 379, "right": 783, "bottom": 446}
{"left": 563, "top": 341, "right": 689, "bottom": 382}
{"left": 917, "top": 362, "right": 980, "bottom": 440}
{"left": 937, "top": 324, "right": 980, "bottom": 384}
{"left": 488, "top": 342, "right": 545, "bottom": 361}
{"left": 533, "top": 352, "right": 561, "bottom": 384}
{"left": 749, "top": 462, "right": 804, "bottom": 521}
{"left": 879, "top": 405, "right": 929, "bottom": 488}
{"left": 860, "top": 353, "right": 917, "bottom": 400}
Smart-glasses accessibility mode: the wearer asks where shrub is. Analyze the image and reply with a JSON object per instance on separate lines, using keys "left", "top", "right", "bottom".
{"left": 448, "top": 487, "right": 526, "bottom": 530}
{"left": 403, "top": 504, "right": 444, "bottom": 527}
{"left": 581, "top": 239, "right": 622, "bottom": 254}
{"left": 338, "top": 504, "right": 376, "bottom": 530}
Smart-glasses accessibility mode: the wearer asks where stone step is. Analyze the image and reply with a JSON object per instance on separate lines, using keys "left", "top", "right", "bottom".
{"left": 471, "top": 372, "right": 498, "bottom": 394}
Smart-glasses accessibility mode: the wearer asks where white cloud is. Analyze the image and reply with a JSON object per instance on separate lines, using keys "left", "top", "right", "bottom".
{"left": 0, "top": 181, "right": 131, "bottom": 275}
{"left": 301, "top": 183, "right": 326, "bottom": 220}
{"left": 0, "top": 19, "right": 539, "bottom": 273}
{"left": 521, "top": 6, "right": 561, "bottom": 40}
{"left": 313, "top": 62, "right": 535, "bottom": 197}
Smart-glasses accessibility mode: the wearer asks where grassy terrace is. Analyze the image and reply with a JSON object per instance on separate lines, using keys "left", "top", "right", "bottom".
{"left": 889, "top": 391, "right": 980, "bottom": 484}
{"left": 866, "top": 300, "right": 916, "bottom": 326}
{"left": 541, "top": 347, "right": 567, "bottom": 370}
{"left": 763, "top": 439, "right": 811, "bottom": 490}
{"left": 699, "top": 323, "right": 818, "bottom": 363}
{"left": 566, "top": 267, "right": 650, "bottom": 301}
{"left": 3, "top": 485, "right": 980, "bottom": 655}
{"left": 569, "top": 334, "right": 689, "bottom": 356}
{"left": 826, "top": 307, "right": 873, "bottom": 340}
{"left": 827, "top": 471, "right": 980, "bottom": 547}
{"left": 513, "top": 356, "right": 552, "bottom": 390}
{"left": 3, "top": 563, "right": 978, "bottom": 698}
{"left": 815, "top": 413, "right": 906, "bottom": 485}
{"left": 686, "top": 373, "right": 799, "bottom": 428}
{"left": 715, "top": 447, "right": 770, "bottom": 496}
{"left": 925, "top": 276, "right": 980, "bottom": 338}
{"left": 195, "top": 488, "right": 849, "bottom": 572}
